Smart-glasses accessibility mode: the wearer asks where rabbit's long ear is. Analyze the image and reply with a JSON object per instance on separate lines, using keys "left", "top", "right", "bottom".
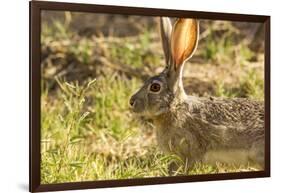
{"left": 167, "top": 18, "right": 199, "bottom": 95}
{"left": 160, "top": 17, "right": 172, "bottom": 65}
{"left": 171, "top": 18, "right": 199, "bottom": 71}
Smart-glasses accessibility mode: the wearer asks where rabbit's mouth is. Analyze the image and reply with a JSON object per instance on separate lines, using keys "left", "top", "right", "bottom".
{"left": 130, "top": 103, "right": 146, "bottom": 115}
{"left": 129, "top": 96, "right": 146, "bottom": 114}
{"left": 129, "top": 101, "right": 149, "bottom": 116}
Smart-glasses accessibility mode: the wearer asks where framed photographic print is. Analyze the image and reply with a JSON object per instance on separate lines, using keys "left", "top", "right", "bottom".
{"left": 29, "top": 0, "right": 270, "bottom": 192}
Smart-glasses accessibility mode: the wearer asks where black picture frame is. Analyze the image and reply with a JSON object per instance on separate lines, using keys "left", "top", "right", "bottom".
{"left": 30, "top": 1, "right": 270, "bottom": 192}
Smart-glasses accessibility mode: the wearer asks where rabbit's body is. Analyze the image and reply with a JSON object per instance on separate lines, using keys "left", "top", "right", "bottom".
{"left": 130, "top": 17, "right": 265, "bottom": 170}
{"left": 153, "top": 96, "right": 264, "bottom": 167}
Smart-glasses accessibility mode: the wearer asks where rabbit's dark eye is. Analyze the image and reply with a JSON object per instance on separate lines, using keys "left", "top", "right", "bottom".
{"left": 150, "top": 83, "right": 161, "bottom": 92}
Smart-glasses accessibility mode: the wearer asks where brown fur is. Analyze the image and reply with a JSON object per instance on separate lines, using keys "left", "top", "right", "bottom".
{"left": 153, "top": 96, "right": 264, "bottom": 168}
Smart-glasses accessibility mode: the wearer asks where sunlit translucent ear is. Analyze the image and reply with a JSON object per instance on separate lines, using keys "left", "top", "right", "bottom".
{"left": 171, "top": 18, "right": 199, "bottom": 70}
{"left": 160, "top": 17, "right": 172, "bottom": 65}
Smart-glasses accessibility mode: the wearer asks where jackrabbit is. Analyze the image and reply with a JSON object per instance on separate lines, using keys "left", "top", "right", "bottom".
{"left": 129, "top": 17, "right": 265, "bottom": 171}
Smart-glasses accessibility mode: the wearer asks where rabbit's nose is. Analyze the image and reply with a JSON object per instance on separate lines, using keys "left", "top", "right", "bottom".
{"left": 129, "top": 97, "right": 135, "bottom": 107}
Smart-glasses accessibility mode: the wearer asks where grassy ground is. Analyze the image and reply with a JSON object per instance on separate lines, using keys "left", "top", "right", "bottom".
{"left": 40, "top": 11, "right": 264, "bottom": 184}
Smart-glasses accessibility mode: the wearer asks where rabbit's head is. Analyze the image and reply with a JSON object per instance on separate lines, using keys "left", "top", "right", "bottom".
{"left": 130, "top": 17, "right": 199, "bottom": 117}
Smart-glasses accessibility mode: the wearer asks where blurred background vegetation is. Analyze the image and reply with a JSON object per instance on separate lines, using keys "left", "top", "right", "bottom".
{"left": 40, "top": 11, "right": 265, "bottom": 184}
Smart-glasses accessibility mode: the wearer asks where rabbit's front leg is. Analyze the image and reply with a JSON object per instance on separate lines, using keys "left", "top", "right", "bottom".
{"left": 167, "top": 133, "right": 203, "bottom": 175}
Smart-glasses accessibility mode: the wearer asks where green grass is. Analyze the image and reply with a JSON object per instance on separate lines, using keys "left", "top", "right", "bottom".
{"left": 203, "top": 29, "right": 235, "bottom": 64}
{"left": 41, "top": 74, "right": 184, "bottom": 183}
{"left": 215, "top": 68, "right": 264, "bottom": 100}
{"left": 109, "top": 30, "right": 161, "bottom": 68}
